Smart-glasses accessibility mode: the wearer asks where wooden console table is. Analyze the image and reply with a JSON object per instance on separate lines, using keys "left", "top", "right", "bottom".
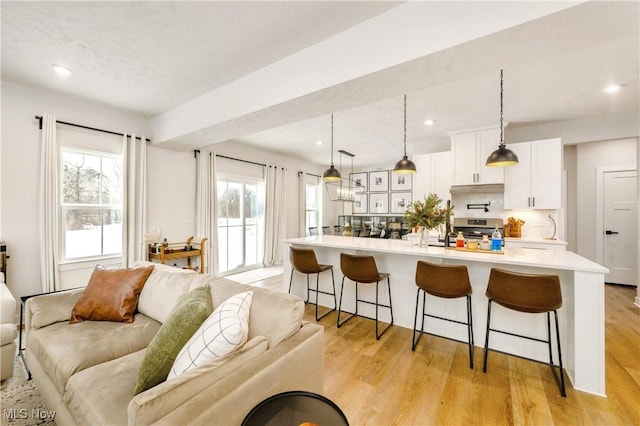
{"left": 147, "top": 236, "right": 208, "bottom": 273}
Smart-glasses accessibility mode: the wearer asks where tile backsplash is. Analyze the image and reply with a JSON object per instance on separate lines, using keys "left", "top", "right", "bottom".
{"left": 450, "top": 193, "right": 562, "bottom": 240}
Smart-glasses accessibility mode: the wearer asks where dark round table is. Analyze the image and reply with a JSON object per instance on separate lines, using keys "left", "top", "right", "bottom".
{"left": 242, "top": 391, "right": 349, "bottom": 426}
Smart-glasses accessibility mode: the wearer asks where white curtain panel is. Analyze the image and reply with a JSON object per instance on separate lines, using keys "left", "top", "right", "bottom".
{"left": 39, "top": 114, "right": 60, "bottom": 293}
{"left": 196, "top": 150, "right": 219, "bottom": 275}
{"left": 298, "top": 171, "right": 306, "bottom": 237}
{"left": 122, "top": 134, "right": 147, "bottom": 267}
{"left": 264, "top": 165, "right": 287, "bottom": 266}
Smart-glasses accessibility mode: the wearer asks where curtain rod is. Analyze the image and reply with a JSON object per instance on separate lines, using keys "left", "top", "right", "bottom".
{"left": 214, "top": 153, "right": 266, "bottom": 167}
{"left": 195, "top": 151, "right": 287, "bottom": 169}
{"left": 35, "top": 116, "right": 151, "bottom": 143}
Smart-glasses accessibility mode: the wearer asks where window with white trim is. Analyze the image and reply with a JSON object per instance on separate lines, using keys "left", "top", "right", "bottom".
{"left": 305, "top": 183, "right": 320, "bottom": 235}
{"left": 60, "top": 148, "right": 123, "bottom": 261}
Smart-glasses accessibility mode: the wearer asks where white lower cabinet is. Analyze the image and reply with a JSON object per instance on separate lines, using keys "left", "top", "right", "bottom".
{"left": 504, "top": 238, "right": 567, "bottom": 251}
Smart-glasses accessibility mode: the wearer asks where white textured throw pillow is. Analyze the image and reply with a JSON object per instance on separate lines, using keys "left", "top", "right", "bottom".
{"left": 168, "top": 290, "right": 253, "bottom": 379}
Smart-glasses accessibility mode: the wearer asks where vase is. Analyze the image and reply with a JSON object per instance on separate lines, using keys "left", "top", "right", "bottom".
{"left": 343, "top": 229, "right": 352, "bottom": 237}
{"left": 418, "top": 227, "right": 427, "bottom": 247}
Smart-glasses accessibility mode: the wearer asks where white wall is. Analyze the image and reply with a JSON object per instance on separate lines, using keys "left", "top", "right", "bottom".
{"left": 506, "top": 111, "right": 639, "bottom": 146}
{"left": 146, "top": 148, "right": 196, "bottom": 243}
{"left": 0, "top": 81, "right": 149, "bottom": 300}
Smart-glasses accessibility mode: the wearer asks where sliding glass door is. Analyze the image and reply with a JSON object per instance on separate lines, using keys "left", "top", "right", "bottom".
{"left": 217, "top": 179, "right": 265, "bottom": 274}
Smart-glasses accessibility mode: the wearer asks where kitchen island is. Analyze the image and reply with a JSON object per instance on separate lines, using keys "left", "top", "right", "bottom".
{"left": 283, "top": 235, "right": 609, "bottom": 396}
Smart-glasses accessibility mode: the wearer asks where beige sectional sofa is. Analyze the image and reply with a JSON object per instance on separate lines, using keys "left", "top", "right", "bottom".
{"left": 24, "top": 261, "right": 324, "bottom": 425}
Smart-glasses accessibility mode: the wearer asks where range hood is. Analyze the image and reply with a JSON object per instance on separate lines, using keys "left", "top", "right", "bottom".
{"left": 449, "top": 183, "right": 504, "bottom": 194}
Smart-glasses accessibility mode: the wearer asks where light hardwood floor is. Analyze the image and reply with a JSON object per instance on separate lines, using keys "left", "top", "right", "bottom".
{"left": 254, "top": 275, "right": 639, "bottom": 425}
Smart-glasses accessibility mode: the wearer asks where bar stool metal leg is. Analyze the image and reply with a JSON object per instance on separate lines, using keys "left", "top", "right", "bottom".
{"left": 288, "top": 269, "right": 294, "bottom": 295}
{"left": 466, "top": 295, "right": 474, "bottom": 369}
{"left": 412, "top": 288, "right": 422, "bottom": 350}
{"left": 313, "top": 269, "right": 337, "bottom": 321}
{"left": 552, "top": 310, "right": 566, "bottom": 396}
{"left": 373, "top": 276, "right": 393, "bottom": 340}
{"left": 337, "top": 277, "right": 356, "bottom": 328}
{"left": 483, "top": 299, "right": 492, "bottom": 373}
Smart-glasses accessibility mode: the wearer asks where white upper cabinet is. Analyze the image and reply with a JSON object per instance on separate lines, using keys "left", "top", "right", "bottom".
{"left": 413, "top": 151, "right": 452, "bottom": 203}
{"left": 451, "top": 127, "right": 504, "bottom": 185}
{"left": 504, "top": 138, "right": 562, "bottom": 210}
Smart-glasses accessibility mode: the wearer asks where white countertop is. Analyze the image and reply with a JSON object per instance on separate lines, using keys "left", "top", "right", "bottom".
{"left": 284, "top": 235, "right": 608, "bottom": 274}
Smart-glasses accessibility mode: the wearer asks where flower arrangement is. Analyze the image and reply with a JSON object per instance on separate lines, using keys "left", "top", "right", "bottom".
{"left": 403, "top": 193, "right": 453, "bottom": 231}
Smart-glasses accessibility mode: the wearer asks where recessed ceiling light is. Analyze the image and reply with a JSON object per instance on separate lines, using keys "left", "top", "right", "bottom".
{"left": 603, "top": 84, "right": 621, "bottom": 94}
{"left": 424, "top": 119, "right": 435, "bottom": 126}
{"left": 315, "top": 140, "right": 324, "bottom": 146}
{"left": 52, "top": 64, "right": 72, "bottom": 76}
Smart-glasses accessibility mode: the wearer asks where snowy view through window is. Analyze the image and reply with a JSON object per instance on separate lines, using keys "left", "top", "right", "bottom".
{"left": 61, "top": 149, "right": 123, "bottom": 260}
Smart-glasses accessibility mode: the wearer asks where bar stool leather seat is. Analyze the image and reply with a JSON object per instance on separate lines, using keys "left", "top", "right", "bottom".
{"left": 412, "top": 261, "right": 474, "bottom": 368}
{"left": 337, "top": 253, "right": 393, "bottom": 339}
{"left": 483, "top": 268, "right": 566, "bottom": 396}
{"left": 288, "top": 247, "right": 336, "bottom": 321}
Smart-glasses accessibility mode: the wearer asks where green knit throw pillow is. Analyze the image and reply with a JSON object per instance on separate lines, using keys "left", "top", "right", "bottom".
{"left": 134, "top": 285, "right": 213, "bottom": 395}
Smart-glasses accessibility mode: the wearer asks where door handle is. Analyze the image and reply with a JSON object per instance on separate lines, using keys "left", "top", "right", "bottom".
{"left": 605, "top": 230, "right": 619, "bottom": 235}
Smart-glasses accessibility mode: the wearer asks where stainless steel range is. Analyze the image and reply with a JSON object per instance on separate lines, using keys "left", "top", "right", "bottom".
{"left": 451, "top": 217, "right": 504, "bottom": 241}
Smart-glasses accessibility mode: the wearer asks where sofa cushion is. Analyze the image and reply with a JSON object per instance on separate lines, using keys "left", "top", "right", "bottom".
{"left": 28, "top": 314, "right": 161, "bottom": 393}
{"left": 129, "top": 336, "right": 268, "bottom": 425}
{"left": 134, "top": 285, "right": 213, "bottom": 395}
{"left": 209, "top": 278, "right": 304, "bottom": 348}
{"left": 169, "top": 291, "right": 253, "bottom": 379}
{"left": 65, "top": 349, "right": 146, "bottom": 426}
{"left": 70, "top": 265, "right": 154, "bottom": 324}
{"left": 137, "top": 269, "right": 195, "bottom": 323}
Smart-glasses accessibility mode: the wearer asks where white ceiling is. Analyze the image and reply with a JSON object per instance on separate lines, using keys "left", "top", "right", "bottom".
{"left": 2, "top": 1, "right": 638, "bottom": 168}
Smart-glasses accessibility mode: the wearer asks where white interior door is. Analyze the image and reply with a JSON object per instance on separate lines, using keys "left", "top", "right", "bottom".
{"left": 603, "top": 170, "right": 637, "bottom": 285}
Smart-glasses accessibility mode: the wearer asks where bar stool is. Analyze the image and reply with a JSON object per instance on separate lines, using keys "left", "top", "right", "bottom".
{"left": 483, "top": 268, "right": 566, "bottom": 397}
{"left": 308, "top": 227, "right": 318, "bottom": 236}
{"left": 322, "top": 226, "right": 332, "bottom": 235}
{"left": 412, "top": 261, "right": 474, "bottom": 369}
{"left": 337, "top": 253, "right": 393, "bottom": 340}
{"left": 288, "top": 247, "right": 337, "bottom": 321}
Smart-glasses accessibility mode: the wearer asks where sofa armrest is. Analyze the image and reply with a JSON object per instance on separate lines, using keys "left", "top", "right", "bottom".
{"left": 1, "top": 283, "right": 16, "bottom": 324}
{"left": 128, "top": 322, "right": 324, "bottom": 426}
{"left": 25, "top": 289, "right": 84, "bottom": 333}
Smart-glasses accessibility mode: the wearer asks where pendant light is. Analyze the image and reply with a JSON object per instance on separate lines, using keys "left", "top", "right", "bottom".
{"left": 393, "top": 94, "right": 417, "bottom": 174}
{"left": 486, "top": 69, "right": 519, "bottom": 167}
{"left": 322, "top": 113, "right": 341, "bottom": 182}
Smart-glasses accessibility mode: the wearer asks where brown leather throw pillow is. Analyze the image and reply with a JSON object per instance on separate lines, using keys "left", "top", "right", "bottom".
{"left": 70, "top": 265, "right": 154, "bottom": 324}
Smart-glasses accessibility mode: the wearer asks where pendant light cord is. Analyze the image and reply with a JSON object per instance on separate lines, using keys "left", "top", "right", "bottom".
{"left": 403, "top": 94, "right": 407, "bottom": 156}
{"left": 499, "top": 69, "right": 504, "bottom": 147}
{"left": 330, "top": 113, "right": 335, "bottom": 166}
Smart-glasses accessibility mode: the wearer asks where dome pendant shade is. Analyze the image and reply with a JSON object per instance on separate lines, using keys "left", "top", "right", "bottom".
{"left": 486, "top": 144, "right": 519, "bottom": 167}
{"left": 394, "top": 155, "right": 417, "bottom": 174}
{"left": 322, "top": 165, "right": 342, "bottom": 181}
